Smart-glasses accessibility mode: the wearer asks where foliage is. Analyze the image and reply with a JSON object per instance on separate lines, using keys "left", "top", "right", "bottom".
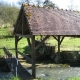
{"left": 18, "top": 0, "right": 30, "bottom": 5}
{"left": 36, "top": 0, "right": 42, "bottom": 6}
{"left": 0, "top": 28, "right": 13, "bottom": 38}
{"left": 0, "top": 76, "right": 21, "bottom": 80}
{"left": 18, "top": 0, "right": 58, "bottom": 8}
{"left": 9, "top": 77, "right": 21, "bottom": 80}
{"left": 0, "top": 2, "right": 19, "bottom": 27}
{"left": 43, "top": 0, "right": 57, "bottom": 8}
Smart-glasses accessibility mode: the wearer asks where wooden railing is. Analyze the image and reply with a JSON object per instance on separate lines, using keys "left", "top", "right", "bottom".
{"left": 3, "top": 47, "right": 18, "bottom": 76}
{"left": 3, "top": 47, "right": 12, "bottom": 58}
{"left": 3, "top": 47, "right": 35, "bottom": 77}
{"left": 17, "top": 50, "right": 33, "bottom": 64}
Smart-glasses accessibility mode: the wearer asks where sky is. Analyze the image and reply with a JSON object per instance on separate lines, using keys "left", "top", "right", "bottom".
{"left": 1, "top": 0, "right": 80, "bottom": 11}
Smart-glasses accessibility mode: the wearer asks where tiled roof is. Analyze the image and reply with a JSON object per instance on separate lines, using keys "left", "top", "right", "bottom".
{"left": 14, "top": 4, "right": 80, "bottom": 36}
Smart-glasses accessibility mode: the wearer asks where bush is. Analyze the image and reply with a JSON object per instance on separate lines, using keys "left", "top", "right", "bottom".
{"left": 0, "top": 2, "right": 19, "bottom": 27}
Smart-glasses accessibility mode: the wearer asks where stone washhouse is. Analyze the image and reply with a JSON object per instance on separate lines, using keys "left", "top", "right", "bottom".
{"left": 14, "top": 4, "right": 80, "bottom": 78}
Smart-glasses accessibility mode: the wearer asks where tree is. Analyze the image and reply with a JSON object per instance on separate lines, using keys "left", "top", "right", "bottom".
{"left": 18, "top": 0, "right": 30, "bottom": 5}
{"left": 44, "top": 0, "right": 50, "bottom": 6}
{"left": 36, "top": 0, "right": 42, "bottom": 6}
{"left": 0, "top": 2, "right": 19, "bottom": 26}
{"left": 26, "top": 0, "right": 30, "bottom": 4}
{"left": 43, "top": 0, "right": 56, "bottom": 8}
{"left": 68, "top": 0, "right": 74, "bottom": 10}
{"left": 68, "top": 0, "right": 78, "bottom": 11}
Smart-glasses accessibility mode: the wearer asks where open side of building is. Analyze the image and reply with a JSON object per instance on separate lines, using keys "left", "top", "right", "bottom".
{"left": 14, "top": 4, "right": 80, "bottom": 78}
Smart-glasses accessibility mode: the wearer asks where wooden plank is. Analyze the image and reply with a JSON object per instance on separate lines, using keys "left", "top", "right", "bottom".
{"left": 18, "top": 59, "right": 27, "bottom": 62}
{"left": 11, "top": 58, "right": 33, "bottom": 80}
{"left": 35, "top": 35, "right": 50, "bottom": 50}
{"left": 17, "top": 51, "right": 33, "bottom": 64}
{"left": 3, "top": 47, "right": 33, "bottom": 79}
{"left": 3, "top": 47, "right": 18, "bottom": 77}
{"left": 15, "top": 34, "right": 32, "bottom": 38}
{"left": 31, "top": 36, "right": 36, "bottom": 78}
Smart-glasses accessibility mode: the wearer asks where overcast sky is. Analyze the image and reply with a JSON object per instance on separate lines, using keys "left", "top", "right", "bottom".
{"left": 1, "top": 0, "right": 80, "bottom": 11}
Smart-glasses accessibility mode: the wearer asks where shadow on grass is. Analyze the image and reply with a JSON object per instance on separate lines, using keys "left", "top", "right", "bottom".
{"left": 23, "top": 46, "right": 30, "bottom": 55}
{"left": 0, "top": 36, "right": 14, "bottom": 39}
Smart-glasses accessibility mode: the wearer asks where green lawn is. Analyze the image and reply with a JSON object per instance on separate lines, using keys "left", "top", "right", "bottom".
{"left": 67, "top": 77, "right": 80, "bottom": 80}
{"left": 47, "top": 37, "right": 80, "bottom": 51}
{"left": 0, "top": 28, "right": 80, "bottom": 56}
{"left": 0, "top": 37, "right": 28, "bottom": 56}
{"left": 0, "top": 28, "right": 28, "bottom": 56}
{"left": 0, "top": 28, "right": 11, "bottom": 37}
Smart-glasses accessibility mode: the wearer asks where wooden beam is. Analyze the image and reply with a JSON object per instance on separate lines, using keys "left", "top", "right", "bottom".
{"left": 35, "top": 35, "right": 50, "bottom": 50}
{"left": 53, "top": 35, "right": 65, "bottom": 45}
{"left": 18, "top": 37, "right": 22, "bottom": 41}
{"left": 31, "top": 36, "right": 36, "bottom": 78}
{"left": 15, "top": 36, "right": 18, "bottom": 59}
{"left": 15, "top": 34, "right": 32, "bottom": 38}
{"left": 27, "top": 38, "right": 31, "bottom": 49}
{"left": 60, "top": 36, "right": 65, "bottom": 45}
{"left": 17, "top": 51, "right": 33, "bottom": 64}
{"left": 52, "top": 35, "right": 58, "bottom": 41}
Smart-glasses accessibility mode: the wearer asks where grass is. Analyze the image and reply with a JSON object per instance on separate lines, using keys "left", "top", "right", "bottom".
{"left": 47, "top": 37, "right": 80, "bottom": 52}
{"left": 34, "top": 77, "right": 80, "bottom": 80}
{"left": 0, "top": 37, "right": 28, "bottom": 56}
{"left": 0, "top": 28, "right": 28, "bottom": 56}
{"left": 0, "top": 28, "right": 11, "bottom": 38}
{"left": 0, "top": 76, "right": 21, "bottom": 80}
{"left": 67, "top": 77, "right": 80, "bottom": 80}
{"left": 37, "top": 77, "right": 80, "bottom": 80}
{"left": 1, "top": 77, "right": 80, "bottom": 80}
{"left": 0, "top": 28, "right": 80, "bottom": 80}
{"left": 0, "top": 28, "right": 80, "bottom": 56}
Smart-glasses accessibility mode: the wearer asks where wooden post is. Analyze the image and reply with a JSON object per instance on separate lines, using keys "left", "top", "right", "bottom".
{"left": 15, "top": 35, "right": 18, "bottom": 59}
{"left": 57, "top": 35, "right": 60, "bottom": 63}
{"left": 31, "top": 36, "right": 36, "bottom": 78}
{"left": 15, "top": 35, "right": 18, "bottom": 77}
{"left": 58, "top": 35, "right": 60, "bottom": 56}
